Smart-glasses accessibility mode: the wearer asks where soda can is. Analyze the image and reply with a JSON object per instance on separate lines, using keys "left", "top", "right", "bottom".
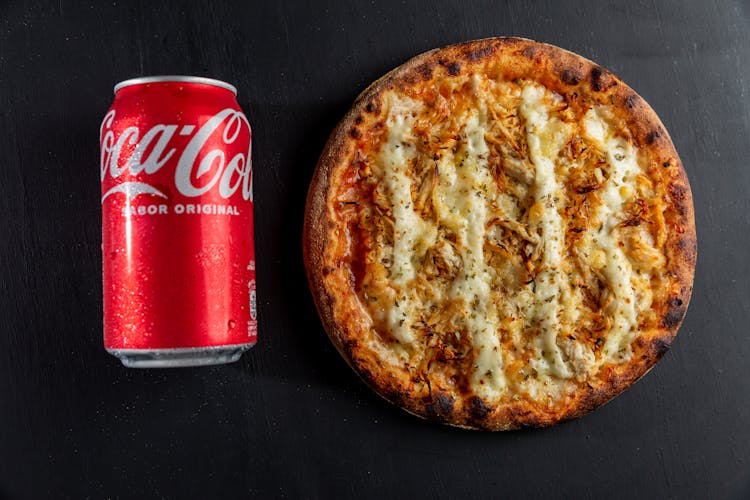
{"left": 100, "top": 76, "right": 257, "bottom": 367}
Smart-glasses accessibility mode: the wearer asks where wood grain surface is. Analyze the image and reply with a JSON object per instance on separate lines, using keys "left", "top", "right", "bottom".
{"left": 0, "top": 1, "right": 748, "bottom": 498}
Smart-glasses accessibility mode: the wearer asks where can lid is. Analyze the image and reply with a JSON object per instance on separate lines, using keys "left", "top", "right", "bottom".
{"left": 114, "top": 76, "right": 237, "bottom": 95}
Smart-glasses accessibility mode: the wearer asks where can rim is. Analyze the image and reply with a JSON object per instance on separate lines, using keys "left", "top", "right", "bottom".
{"left": 113, "top": 76, "right": 237, "bottom": 95}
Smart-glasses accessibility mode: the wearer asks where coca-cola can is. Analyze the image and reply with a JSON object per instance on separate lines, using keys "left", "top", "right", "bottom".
{"left": 100, "top": 76, "right": 257, "bottom": 367}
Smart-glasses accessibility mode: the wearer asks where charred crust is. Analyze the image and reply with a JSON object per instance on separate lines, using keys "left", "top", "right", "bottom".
{"left": 417, "top": 62, "right": 434, "bottom": 81}
{"left": 467, "top": 396, "right": 491, "bottom": 422}
{"left": 501, "top": 37, "right": 527, "bottom": 48}
{"left": 661, "top": 297, "right": 686, "bottom": 329}
{"left": 354, "top": 115, "right": 363, "bottom": 125}
{"left": 401, "top": 75, "right": 416, "bottom": 86}
{"left": 646, "top": 130, "right": 661, "bottom": 145}
{"left": 438, "top": 59, "right": 461, "bottom": 75}
{"left": 521, "top": 45, "right": 540, "bottom": 62}
{"left": 385, "top": 388, "right": 406, "bottom": 407}
{"left": 342, "top": 339, "right": 359, "bottom": 357}
{"left": 669, "top": 182, "right": 689, "bottom": 216}
{"left": 365, "top": 101, "right": 379, "bottom": 114}
{"left": 359, "top": 367, "right": 374, "bottom": 385}
{"left": 446, "top": 62, "right": 461, "bottom": 76}
{"left": 425, "top": 392, "right": 455, "bottom": 421}
{"left": 349, "top": 127, "right": 361, "bottom": 139}
{"left": 590, "top": 66, "right": 603, "bottom": 90}
{"left": 669, "top": 182, "right": 687, "bottom": 200}
{"left": 509, "top": 407, "right": 535, "bottom": 427}
{"left": 560, "top": 68, "right": 581, "bottom": 85}
{"left": 576, "top": 385, "right": 617, "bottom": 417}
{"left": 678, "top": 237, "right": 697, "bottom": 262}
{"left": 515, "top": 419, "right": 539, "bottom": 430}
{"left": 590, "top": 66, "right": 615, "bottom": 92}
{"left": 403, "top": 63, "right": 435, "bottom": 84}
{"left": 651, "top": 337, "right": 672, "bottom": 358}
{"left": 465, "top": 44, "right": 496, "bottom": 62}
{"left": 625, "top": 94, "right": 639, "bottom": 109}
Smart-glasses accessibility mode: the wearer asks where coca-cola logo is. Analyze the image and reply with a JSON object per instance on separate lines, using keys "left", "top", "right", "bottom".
{"left": 100, "top": 108, "right": 252, "bottom": 203}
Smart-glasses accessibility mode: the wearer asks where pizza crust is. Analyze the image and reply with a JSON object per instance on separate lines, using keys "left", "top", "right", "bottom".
{"left": 304, "top": 38, "right": 696, "bottom": 430}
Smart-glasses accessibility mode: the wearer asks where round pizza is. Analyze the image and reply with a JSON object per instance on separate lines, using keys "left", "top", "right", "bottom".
{"left": 303, "top": 38, "right": 696, "bottom": 430}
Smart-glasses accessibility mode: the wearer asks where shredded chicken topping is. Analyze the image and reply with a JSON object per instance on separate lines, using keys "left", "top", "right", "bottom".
{"left": 335, "top": 74, "right": 668, "bottom": 401}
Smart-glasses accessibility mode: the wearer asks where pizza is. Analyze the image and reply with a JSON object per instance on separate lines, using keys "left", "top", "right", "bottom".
{"left": 303, "top": 38, "right": 696, "bottom": 430}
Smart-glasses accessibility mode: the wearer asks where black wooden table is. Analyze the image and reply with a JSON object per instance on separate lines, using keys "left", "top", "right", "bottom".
{"left": 1, "top": 1, "right": 748, "bottom": 498}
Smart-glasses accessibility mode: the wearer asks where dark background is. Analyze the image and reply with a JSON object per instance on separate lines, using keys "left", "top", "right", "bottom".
{"left": 1, "top": 0, "right": 748, "bottom": 498}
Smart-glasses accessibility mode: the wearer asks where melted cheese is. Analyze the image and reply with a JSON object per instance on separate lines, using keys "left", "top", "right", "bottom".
{"left": 380, "top": 96, "right": 437, "bottom": 288}
{"left": 350, "top": 76, "right": 660, "bottom": 405}
{"left": 519, "top": 84, "right": 574, "bottom": 379}
{"left": 433, "top": 108, "right": 505, "bottom": 396}
{"left": 378, "top": 95, "right": 437, "bottom": 343}
{"left": 583, "top": 108, "right": 641, "bottom": 362}
{"left": 378, "top": 93, "right": 507, "bottom": 394}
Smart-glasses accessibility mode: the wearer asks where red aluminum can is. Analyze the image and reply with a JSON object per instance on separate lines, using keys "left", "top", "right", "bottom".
{"left": 100, "top": 76, "right": 256, "bottom": 367}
